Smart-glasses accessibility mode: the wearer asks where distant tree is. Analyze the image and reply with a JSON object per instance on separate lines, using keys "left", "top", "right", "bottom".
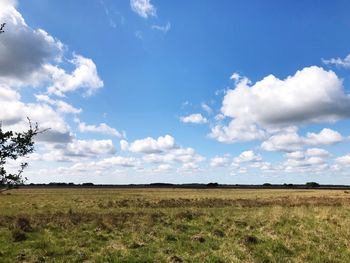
{"left": 305, "top": 182, "right": 320, "bottom": 188}
{"left": 207, "top": 182, "right": 219, "bottom": 188}
{"left": 0, "top": 118, "right": 43, "bottom": 192}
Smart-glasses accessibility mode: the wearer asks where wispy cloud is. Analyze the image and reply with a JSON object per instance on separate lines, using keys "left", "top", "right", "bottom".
{"left": 201, "top": 102, "right": 212, "bottom": 114}
{"left": 151, "top": 22, "right": 171, "bottom": 33}
{"left": 322, "top": 53, "right": 350, "bottom": 68}
{"left": 135, "top": 30, "right": 143, "bottom": 40}
{"left": 99, "top": 0, "right": 117, "bottom": 29}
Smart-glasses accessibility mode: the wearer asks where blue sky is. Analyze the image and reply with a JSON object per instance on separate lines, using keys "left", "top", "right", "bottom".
{"left": 1, "top": 0, "right": 350, "bottom": 184}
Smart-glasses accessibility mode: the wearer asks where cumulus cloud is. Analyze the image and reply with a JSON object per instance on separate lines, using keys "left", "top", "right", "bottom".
{"left": 46, "top": 55, "right": 103, "bottom": 97}
{"left": 0, "top": 85, "right": 72, "bottom": 143}
{"left": 250, "top": 161, "right": 274, "bottom": 172}
{"left": 286, "top": 148, "right": 330, "bottom": 160}
{"left": 130, "top": 0, "right": 156, "bottom": 18}
{"left": 180, "top": 113, "right": 208, "bottom": 124}
{"left": 209, "top": 119, "right": 266, "bottom": 143}
{"left": 305, "top": 148, "right": 330, "bottom": 157}
{"left": 304, "top": 128, "right": 343, "bottom": 145}
{"left": 31, "top": 138, "right": 115, "bottom": 162}
{"left": 78, "top": 121, "right": 125, "bottom": 137}
{"left": 121, "top": 135, "right": 175, "bottom": 153}
{"left": 209, "top": 156, "right": 230, "bottom": 167}
{"left": 211, "top": 66, "right": 350, "bottom": 143}
{"left": 261, "top": 127, "right": 344, "bottom": 152}
{"left": 322, "top": 53, "right": 350, "bottom": 68}
{"left": 65, "top": 139, "right": 115, "bottom": 156}
{"left": 281, "top": 149, "right": 331, "bottom": 173}
{"left": 0, "top": 1, "right": 103, "bottom": 96}
{"left": 335, "top": 154, "right": 350, "bottom": 166}
{"left": 0, "top": 2, "right": 63, "bottom": 86}
{"left": 283, "top": 156, "right": 328, "bottom": 173}
{"left": 233, "top": 150, "right": 262, "bottom": 163}
{"left": 0, "top": 1, "right": 111, "bottom": 167}
{"left": 261, "top": 128, "right": 303, "bottom": 152}
{"left": 121, "top": 135, "right": 204, "bottom": 171}
{"left": 153, "top": 164, "right": 172, "bottom": 172}
{"left": 40, "top": 139, "right": 116, "bottom": 162}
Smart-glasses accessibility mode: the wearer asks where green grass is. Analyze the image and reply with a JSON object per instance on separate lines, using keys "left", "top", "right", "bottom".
{"left": 0, "top": 188, "right": 350, "bottom": 262}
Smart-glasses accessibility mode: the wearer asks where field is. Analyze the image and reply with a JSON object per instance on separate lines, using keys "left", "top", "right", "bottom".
{"left": 0, "top": 188, "right": 350, "bottom": 262}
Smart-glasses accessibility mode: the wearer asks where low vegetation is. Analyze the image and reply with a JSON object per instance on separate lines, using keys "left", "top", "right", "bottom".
{"left": 0, "top": 188, "right": 350, "bottom": 262}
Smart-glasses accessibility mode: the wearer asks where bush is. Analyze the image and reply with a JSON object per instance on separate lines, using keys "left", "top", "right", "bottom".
{"left": 16, "top": 217, "right": 32, "bottom": 232}
{"left": 12, "top": 228, "right": 27, "bottom": 242}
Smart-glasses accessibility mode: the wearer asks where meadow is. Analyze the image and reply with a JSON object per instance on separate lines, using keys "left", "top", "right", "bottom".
{"left": 0, "top": 188, "right": 350, "bottom": 262}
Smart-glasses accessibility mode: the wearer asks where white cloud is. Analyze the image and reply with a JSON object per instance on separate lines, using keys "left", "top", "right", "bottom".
{"left": 46, "top": 55, "right": 103, "bottom": 97}
{"left": 209, "top": 156, "right": 230, "bottom": 167}
{"left": 121, "top": 135, "right": 204, "bottom": 171}
{"left": 251, "top": 161, "right": 274, "bottom": 172}
{"left": 97, "top": 156, "right": 137, "bottom": 167}
{"left": 0, "top": 1, "right": 103, "bottom": 97}
{"left": 234, "top": 150, "right": 262, "bottom": 163}
{"left": 34, "top": 138, "right": 116, "bottom": 163}
{"left": 261, "top": 128, "right": 303, "bottom": 152}
{"left": 322, "top": 53, "right": 350, "bottom": 68}
{"left": 78, "top": 121, "right": 125, "bottom": 137}
{"left": 0, "top": 1, "right": 116, "bottom": 168}
{"left": 304, "top": 128, "right": 343, "bottom": 145}
{"left": 0, "top": 85, "right": 72, "bottom": 143}
{"left": 261, "top": 127, "right": 344, "bottom": 152}
{"left": 305, "top": 148, "right": 330, "bottom": 157}
{"left": 0, "top": 1, "right": 105, "bottom": 143}
{"left": 154, "top": 164, "right": 172, "bottom": 172}
{"left": 335, "top": 154, "right": 350, "bottom": 166}
{"left": 180, "top": 162, "right": 199, "bottom": 171}
{"left": 284, "top": 157, "right": 327, "bottom": 171}
{"left": 130, "top": 0, "right": 156, "bottom": 18}
{"left": 230, "top": 72, "right": 241, "bottom": 82}
{"left": 211, "top": 66, "right": 350, "bottom": 143}
{"left": 180, "top": 113, "right": 208, "bottom": 124}
{"left": 209, "top": 119, "right": 266, "bottom": 143}
{"left": 64, "top": 139, "right": 115, "bottom": 156}
{"left": 0, "top": 2, "right": 64, "bottom": 86}
{"left": 151, "top": 22, "right": 171, "bottom": 33}
{"left": 143, "top": 147, "right": 204, "bottom": 165}
{"left": 281, "top": 149, "right": 330, "bottom": 174}
{"left": 283, "top": 154, "right": 329, "bottom": 173}
{"left": 35, "top": 94, "right": 82, "bottom": 114}
{"left": 121, "top": 135, "right": 175, "bottom": 153}
{"left": 285, "top": 151, "right": 305, "bottom": 160}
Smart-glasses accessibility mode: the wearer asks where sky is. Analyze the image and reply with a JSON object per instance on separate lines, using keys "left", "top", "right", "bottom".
{"left": 1, "top": 0, "right": 350, "bottom": 184}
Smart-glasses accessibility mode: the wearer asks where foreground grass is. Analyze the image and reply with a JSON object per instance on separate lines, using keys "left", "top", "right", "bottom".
{"left": 0, "top": 188, "right": 350, "bottom": 262}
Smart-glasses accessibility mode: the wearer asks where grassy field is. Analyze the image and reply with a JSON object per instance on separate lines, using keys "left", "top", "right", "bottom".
{"left": 0, "top": 188, "right": 350, "bottom": 262}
